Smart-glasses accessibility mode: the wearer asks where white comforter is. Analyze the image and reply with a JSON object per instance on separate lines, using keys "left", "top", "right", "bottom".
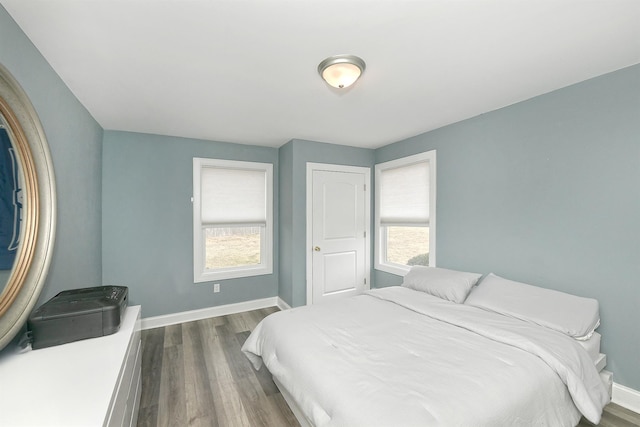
{"left": 242, "top": 287, "right": 609, "bottom": 427}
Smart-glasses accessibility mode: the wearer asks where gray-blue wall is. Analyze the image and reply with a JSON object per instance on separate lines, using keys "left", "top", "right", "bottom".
{"left": 278, "top": 139, "right": 375, "bottom": 307}
{"left": 374, "top": 64, "right": 640, "bottom": 391}
{"left": 0, "top": 6, "right": 103, "bottom": 305}
{"left": 3, "top": 1, "right": 638, "bottom": 393}
{"left": 278, "top": 141, "right": 295, "bottom": 305}
{"left": 102, "top": 131, "right": 279, "bottom": 317}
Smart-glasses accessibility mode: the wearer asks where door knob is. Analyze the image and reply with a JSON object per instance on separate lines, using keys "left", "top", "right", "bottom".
{"left": 314, "top": 246, "right": 321, "bottom": 252}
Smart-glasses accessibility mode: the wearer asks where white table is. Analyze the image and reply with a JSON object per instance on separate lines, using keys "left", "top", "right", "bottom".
{"left": 0, "top": 305, "right": 141, "bottom": 426}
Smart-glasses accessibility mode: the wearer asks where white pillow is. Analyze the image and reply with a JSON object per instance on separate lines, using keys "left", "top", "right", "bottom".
{"left": 401, "top": 266, "right": 482, "bottom": 303}
{"left": 464, "top": 273, "right": 600, "bottom": 340}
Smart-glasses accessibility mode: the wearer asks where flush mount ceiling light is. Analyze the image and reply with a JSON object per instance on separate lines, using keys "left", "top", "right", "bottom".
{"left": 318, "top": 54, "right": 366, "bottom": 89}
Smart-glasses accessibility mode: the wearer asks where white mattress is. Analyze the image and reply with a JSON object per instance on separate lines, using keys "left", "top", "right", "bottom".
{"left": 242, "top": 286, "right": 610, "bottom": 426}
{"left": 577, "top": 331, "right": 601, "bottom": 363}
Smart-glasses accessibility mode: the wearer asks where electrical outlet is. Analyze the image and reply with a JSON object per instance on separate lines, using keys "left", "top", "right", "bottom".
{"left": 213, "top": 283, "right": 220, "bottom": 293}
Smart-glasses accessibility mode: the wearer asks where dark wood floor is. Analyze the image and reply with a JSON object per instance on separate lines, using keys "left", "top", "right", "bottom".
{"left": 137, "top": 307, "right": 299, "bottom": 427}
{"left": 577, "top": 403, "right": 640, "bottom": 427}
{"left": 137, "top": 307, "right": 639, "bottom": 427}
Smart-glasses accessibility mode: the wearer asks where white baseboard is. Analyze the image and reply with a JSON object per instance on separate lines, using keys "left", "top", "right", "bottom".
{"left": 141, "top": 296, "right": 282, "bottom": 330}
{"left": 612, "top": 382, "right": 640, "bottom": 414}
{"left": 277, "top": 297, "right": 292, "bottom": 311}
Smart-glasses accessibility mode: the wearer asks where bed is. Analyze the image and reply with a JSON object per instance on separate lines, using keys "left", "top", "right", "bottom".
{"left": 242, "top": 267, "right": 611, "bottom": 427}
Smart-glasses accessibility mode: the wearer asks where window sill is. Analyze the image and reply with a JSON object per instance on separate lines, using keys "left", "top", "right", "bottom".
{"left": 374, "top": 262, "right": 410, "bottom": 277}
{"left": 194, "top": 266, "right": 273, "bottom": 283}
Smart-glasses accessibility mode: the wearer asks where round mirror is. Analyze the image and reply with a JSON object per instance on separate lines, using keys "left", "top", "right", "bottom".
{"left": 0, "top": 63, "right": 56, "bottom": 351}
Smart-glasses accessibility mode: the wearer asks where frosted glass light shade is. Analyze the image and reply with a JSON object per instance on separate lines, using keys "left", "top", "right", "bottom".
{"left": 318, "top": 55, "right": 366, "bottom": 89}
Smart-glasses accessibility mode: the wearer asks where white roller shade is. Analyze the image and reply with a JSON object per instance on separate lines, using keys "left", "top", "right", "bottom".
{"left": 201, "top": 167, "right": 266, "bottom": 225}
{"left": 379, "top": 161, "right": 429, "bottom": 226}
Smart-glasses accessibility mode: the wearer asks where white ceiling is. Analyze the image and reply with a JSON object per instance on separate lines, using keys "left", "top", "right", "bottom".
{"left": 2, "top": 1, "right": 639, "bottom": 149}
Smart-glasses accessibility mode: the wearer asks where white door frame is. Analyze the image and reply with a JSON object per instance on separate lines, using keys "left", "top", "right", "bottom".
{"left": 306, "top": 162, "right": 371, "bottom": 305}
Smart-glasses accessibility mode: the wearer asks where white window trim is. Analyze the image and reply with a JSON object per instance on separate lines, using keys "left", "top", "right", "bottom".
{"left": 374, "top": 150, "right": 436, "bottom": 276}
{"left": 193, "top": 157, "right": 273, "bottom": 283}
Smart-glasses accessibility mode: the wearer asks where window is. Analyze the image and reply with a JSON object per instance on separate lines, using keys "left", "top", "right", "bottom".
{"left": 193, "top": 158, "right": 273, "bottom": 282}
{"left": 374, "top": 151, "right": 436, "bottom": 276}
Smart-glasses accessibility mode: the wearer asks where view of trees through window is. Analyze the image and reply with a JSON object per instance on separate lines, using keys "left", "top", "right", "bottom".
{"left": 385, "top": 226, "right": 429, "bottom": 266}
{"left": 204, "top": 226, "right": 428, "bottom": 269}
{"left": 205, "top": 227, "right": 261, "bottom": 269}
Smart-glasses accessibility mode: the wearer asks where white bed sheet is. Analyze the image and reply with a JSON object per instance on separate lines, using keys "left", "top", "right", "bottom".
{"left": 578, "top": 332, "right": 601, "bottom": 363}
{"left": 242, "top": 287, "right": 609, "bottom": 427}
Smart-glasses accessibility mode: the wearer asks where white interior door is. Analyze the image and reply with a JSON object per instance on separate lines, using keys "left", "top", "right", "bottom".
{"left": 308, "top": 165, "right": 370, "bottom": 304}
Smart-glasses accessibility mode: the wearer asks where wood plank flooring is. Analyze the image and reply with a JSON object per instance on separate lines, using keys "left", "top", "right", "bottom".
{"left": 137, "top": 307, "right": 639, "bottom": 427}
{"left": 137, "top": 307, "right": 299, "bottom": 427}
{"left": 578, "top": 403, "right": 640, "bottom": 427}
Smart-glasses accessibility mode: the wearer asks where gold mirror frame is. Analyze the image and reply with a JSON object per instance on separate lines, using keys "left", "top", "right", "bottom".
{"left": 0, "top": 63, "right": 56, "bottom": 351}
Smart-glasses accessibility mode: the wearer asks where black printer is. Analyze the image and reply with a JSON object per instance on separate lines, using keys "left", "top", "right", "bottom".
{"left": 28, "top": 285, "right": 128, "bottom": 349}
